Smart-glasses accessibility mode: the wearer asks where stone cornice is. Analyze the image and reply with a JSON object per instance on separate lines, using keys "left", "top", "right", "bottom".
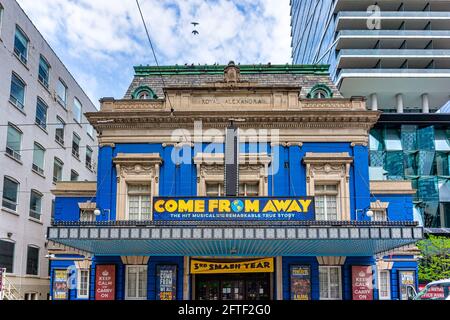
{"left": 86, "top": 110, "right": 380, "bottom": 131}
{"left": 51, "top": 182, "right": 97, "bottom": 197}
{"left": 113, "top": 153, "right": 163, "bottom": 166}
{"left": 370, "top": 181, "right": 416, "bottom": 195}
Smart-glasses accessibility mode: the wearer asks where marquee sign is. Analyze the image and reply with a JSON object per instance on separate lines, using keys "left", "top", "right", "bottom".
{"left": 191, "top": 258, "right": 274, "bottom": 274}
{"left": 153, "top": 197, "right": 314, "bottom": 221}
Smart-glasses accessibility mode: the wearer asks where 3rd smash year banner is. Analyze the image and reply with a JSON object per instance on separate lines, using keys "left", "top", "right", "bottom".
{"left": 153, "top": 197, "right": 315, "bottom": 221}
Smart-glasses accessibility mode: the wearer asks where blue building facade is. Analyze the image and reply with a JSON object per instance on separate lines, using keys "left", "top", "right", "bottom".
{"left": 47, "top": 63, "right": 422, "bottom": 300}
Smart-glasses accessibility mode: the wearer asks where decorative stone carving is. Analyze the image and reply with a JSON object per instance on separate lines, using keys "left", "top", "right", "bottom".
{"left": 224, "top": 61, "right": 241, "bottom": 83}
{"left": 113, "top": 153, "right": 162, "bottom": 221}
{"left": 303, "top": 152, "right": 353, "bottom": 220}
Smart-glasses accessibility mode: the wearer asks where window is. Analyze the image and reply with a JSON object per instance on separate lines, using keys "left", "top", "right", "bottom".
{"left": 319, "top": 266, "right": 342, "bottom": 300}
{"left": 85, "top": 146, "right": 93, "bottom": 170}
{"left": 35, "top": 98, "right": 48, "bottom": 130}
{"left": 70, "top": 170, "right": 79, "bottom": 182}
{"left": 6, "top": 124, "right": 22, "bottom": 161}
{"left": 0, "top": 240, "right": 15, "bottom": 273}
{"left": 125, "top": 265, "right": 147, "bottom": 300}
{"left": 372, "top": 210, "right": 387, "bottom": 222}
{"left": 307, "top": 84, "right": 333, "bottom": 99}
{"left": 80, "top": 210, "right": 95, "bottom": 222}
{"left": 2, "top": 177, "right": 19, "bottom": 212}
{"left": 32, "top": 142, "right": 45, "bottom": 175}
{"left": 55, "top": 117, "right": 65, "bottom": 145}
{"left": 86, "top": 124, "right": 95, "bottom": 139}
{"left": 77, "top": 269, "right": 90, "bottom": 299}
{"left": 238, "top": 182, "right": 259, "bottom": 196}
{"left": 24, "top": 292, "right": 38, "bottom": 300}
{"left": 131, "top": 86, "right": 156, "bottom": 100}
{"left": 29, "top": 190, "right": 42, "bottom": 220}
{"left": 51, "top": 199, "right": 55, "bottom": 223}
{"left": 315, "top": 185, "right": 338, "bottom": 221}
{"left": 73, "top": 98, "right": 82, "bottom": 123}
{"left": 378, "top": 270, "right": 391, "bottom": 300}
{"left": 53, "top": 158, "right": 63, "bottom": 183}
{"left": 72, "top": 133, "right": 80, "bottom": 159}
{"left": 38, "top": 55, "right": 50, "bottom": 88}
{"left": 206, "top": 182, "right": 224, "bottom": 196}
{"left": 127, "top": 184, "right": 151, "bottom": 221}
{"left": 205, "top": 182, "right": 260, "bottom": 196}
{"left": 14, "top": 26, "right": 28, "bottom": 64}
{"left": 10, "top": 73, "right": 25, "bottom": 109}
{"left": 56, "top": 79, "right": 67, "bottom": 107}
{"left": 26, "top": 246, "right": 39, "bottom": 275}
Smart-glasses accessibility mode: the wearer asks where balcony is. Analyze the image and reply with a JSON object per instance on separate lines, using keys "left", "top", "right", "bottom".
{"left": 47, "top": 220, "right": 422, "bottom": 257}
{"left": 336, "top": 11, "right": 450, "bottom": 31}
{"left": 336, "top": 30, "right": 450, "bottom": 50}
{"left": 333, "top": 0, "right": 450, "bottom": 13}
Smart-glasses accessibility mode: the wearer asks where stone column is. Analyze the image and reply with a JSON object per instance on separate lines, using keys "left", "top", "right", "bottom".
{"left": 370, "top": 93, "right": 378, "bottom": 111}
{"left": 396, "top": 93, "right": 404, "bottom": 113}
{"left": 422, "top": 93, "right": 430, "bottom": 113}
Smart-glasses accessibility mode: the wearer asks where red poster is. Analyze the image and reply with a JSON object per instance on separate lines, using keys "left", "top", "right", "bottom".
{"left": 95, "top": 265, "right": 115, "bottom": 300}
{"left": 418, "top": 283, "right": 445, "bottom": 300}
{"left": 352, "top": 266, "right": 373, "bottom": 300}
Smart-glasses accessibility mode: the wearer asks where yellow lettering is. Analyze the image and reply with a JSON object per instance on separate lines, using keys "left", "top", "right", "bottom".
{"left": 154, "top": 200, "right": 165, "bottom": 213}
{"left": 287, "top": 200, "right": 302, "bottom": 212}
{"left": 208, "top": 200, "right": 219, "bottom": 212}
{"left": 178, "top": 200, "right": 193, "bottom": 212}
{"left": 245, "top": 200, "right": 259, "bottom": 212}
{"left": 165, "top": 200, "right": 177, "bottom": 213}
{"left": 272, "top": 200, "right": 292, "bottom": 211}
{"left": 262, "top": 200, "right": 277, "bottom": 213}
{"left": 299, "top": 199, "right": 312, "bottom": 213}
{"left": 195, "top": 200, "right": 205, "bottom": 212}
{"left": 219, "top": 200, "right": 230, "bottom": 212}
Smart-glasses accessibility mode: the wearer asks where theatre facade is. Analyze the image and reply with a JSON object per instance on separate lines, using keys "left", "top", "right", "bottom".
{"left": 47, "top": 63, "right": 422, "bottom": 300}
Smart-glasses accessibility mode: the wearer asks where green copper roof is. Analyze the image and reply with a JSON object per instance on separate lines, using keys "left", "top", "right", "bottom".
{"left": 134, "top": 64, "right": 330, "bottom": 76}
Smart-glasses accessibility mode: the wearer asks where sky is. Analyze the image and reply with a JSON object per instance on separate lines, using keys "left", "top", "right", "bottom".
{"left": 17, "top": 0, "right": 292, "bottom": 108}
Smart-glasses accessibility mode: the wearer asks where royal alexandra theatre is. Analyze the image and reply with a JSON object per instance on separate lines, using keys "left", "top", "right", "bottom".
{"left": 47, "top": 62, "right": 422, "bottom": 300}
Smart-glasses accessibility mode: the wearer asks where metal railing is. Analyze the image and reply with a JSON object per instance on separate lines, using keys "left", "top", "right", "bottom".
{"left": 1, "top": 275, "right": 21, "bottom": 300}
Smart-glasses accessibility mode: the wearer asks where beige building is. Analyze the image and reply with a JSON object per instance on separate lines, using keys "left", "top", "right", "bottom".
{"left": 0, "top": 0, "right": 98, "bottom": 300}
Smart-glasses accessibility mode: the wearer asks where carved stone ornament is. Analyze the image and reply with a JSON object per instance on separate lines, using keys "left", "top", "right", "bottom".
{"left": 224, "top": 61, "right": 241, "bottom": 83}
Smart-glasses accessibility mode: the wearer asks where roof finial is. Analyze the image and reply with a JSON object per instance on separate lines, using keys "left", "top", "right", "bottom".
{"left": 224, "top": 61, "right": 240, "bottom": 83}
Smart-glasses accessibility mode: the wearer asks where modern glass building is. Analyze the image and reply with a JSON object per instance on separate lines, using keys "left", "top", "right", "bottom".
{"left": 291, "top": 0, "right": 450, "bottom": 229}
{"left": 290, "top": 0, "right": 450, "bottom": 113}
{"left": 370, "top": 113, "right": 450, "bottom": 229}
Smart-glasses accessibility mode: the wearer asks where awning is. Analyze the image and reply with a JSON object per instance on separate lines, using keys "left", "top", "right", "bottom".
{"left": 48, "top": 222, "right": 423, "bottom": 257}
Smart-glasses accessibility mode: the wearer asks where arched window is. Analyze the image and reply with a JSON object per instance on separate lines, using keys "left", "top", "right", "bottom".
{"left": 307, "top": 84, "right": 333, "bottom": 99}
{"left": 131, "top": 86, "right": 157, "bottom": 100}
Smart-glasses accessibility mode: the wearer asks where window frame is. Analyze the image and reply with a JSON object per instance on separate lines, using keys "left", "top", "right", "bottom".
{"left": 13, "top": 25, "right": 29, "bottom": 64}
{"left": 126, "top": 183, "right": 152, "bottom": 221}
{"left": 53, "top": 157, "right": 64, "bottom": 183}
{"left": 26, "top": 245, "right": 39, "bottom": 276}
{"left": 6, "top": 123, "right": 23, "bottom": 161}
{"left": 0, "top": 239, "right": 15, "bottom": 273}
{"left": 29, "top": 189, "right": 43, "bottom": 220}
{"left": 38, "top": 55, "right": 50, "bottom": 88}
{"left": 9, "top": 72, "right": 26, "bottom": 110}
{"left": 85, "top": 146, "right": 93, "bottom": 170}
{"left": 56, "top": 78, "right": 67, "bottom": 107}
{"left": 314, "top": 184, "right": 339, "bottom": 221}
{"left": 319, "top": 266, "right": 342, "bottom": 300}
{"left": 2, "top": 176, "right": 20, "bottom": 212}
{"left": 72, "top": 133, "right": 81, "bottom": 159}
{"left": 32, "top": 142, "right": 46, "bottom": 175}
{"left": 35, "top": 97, "right": 48, "bottom": 130}
{"left": 55, "top": 116, "right": 65, "bottom": 146}
{"left": 378, "top": 269, "right": 391, "bottom": 300}
{"left": 73, "top": 97, "right": 82, "bottom": 124}
{"left": 0, "top": 4, "right": 4, "bottom": 38}
{"left": 77, "top": 268, "right": 90, "bottom": 299}
{"left": 70, "top": 169, "right": 79, "bottom": 182}
{"left": 125, "top": 265, "right": 148, "bottom": 300}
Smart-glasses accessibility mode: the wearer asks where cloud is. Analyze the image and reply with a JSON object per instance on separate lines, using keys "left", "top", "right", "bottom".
{"left": 17, "top": 0, "right": 292, "bottom": 101}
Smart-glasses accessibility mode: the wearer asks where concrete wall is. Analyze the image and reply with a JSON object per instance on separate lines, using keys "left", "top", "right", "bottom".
{"left": 0, "top": 0, "right": 98, "bottom": 299}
